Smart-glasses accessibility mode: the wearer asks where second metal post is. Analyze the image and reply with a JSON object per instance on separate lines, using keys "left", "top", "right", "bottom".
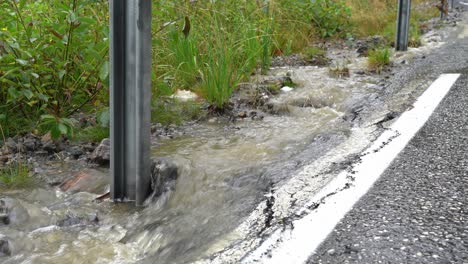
{"left": 396, "top": 0, "right": 412, "bottom": 51}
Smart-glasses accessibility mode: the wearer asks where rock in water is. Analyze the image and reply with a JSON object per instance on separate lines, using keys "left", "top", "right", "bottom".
{"left": 149, "top": 158, "right": 178, "bottom": 200}
{"left": 0, "top": 237, "right": 11, "bottom": 257}
{"left": 0, "top": 198, "right": 29, "bottom": 226}
{"left": 0, "top": 200, "right": 9, "bottom": 225}
{"left": 90, "top": 138, "right": 110, "bottom": 166}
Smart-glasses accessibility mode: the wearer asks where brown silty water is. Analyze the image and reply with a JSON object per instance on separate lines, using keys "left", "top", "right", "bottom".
{"left": 7, "top": 42, "right": 446, "bottom": 262}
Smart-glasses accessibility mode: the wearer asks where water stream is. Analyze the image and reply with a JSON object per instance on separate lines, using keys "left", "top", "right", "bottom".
{"left": 0, "top": 66, "right": 393, "bottom": 263}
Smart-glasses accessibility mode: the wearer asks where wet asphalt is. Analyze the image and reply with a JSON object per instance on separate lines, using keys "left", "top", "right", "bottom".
{"left": 308, "top": 12, "right": 468, "bottom": 264}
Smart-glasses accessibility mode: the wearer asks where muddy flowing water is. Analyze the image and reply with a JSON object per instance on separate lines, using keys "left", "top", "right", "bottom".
{"left": 0, "top": 65, "right": 383, "bottom": 264}
{"left": 1, "top": 54, "right": 427, "bottom": 263}
{"left": 0, "top": 13, "right": 458, "bottom": 262}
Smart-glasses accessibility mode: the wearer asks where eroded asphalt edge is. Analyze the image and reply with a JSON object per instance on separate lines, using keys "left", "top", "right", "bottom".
{"left": 307, "top": 66, "right": 468, "bottom": 263}
{"left": 201, "top": 7, "right": 468, "bottom": 264}
{"left": 306, "top": 8, "right": 468, "bottom": 264}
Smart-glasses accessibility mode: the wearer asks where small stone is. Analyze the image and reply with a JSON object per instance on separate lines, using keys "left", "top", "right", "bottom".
{"left": 0, "top": 155, "right": 9, "bottom": 163}
{"left": 42, "top": 141, "right": 58, "bottom": 153}
{"left": 41, "top": 132, "right": 51, "bottom": 142}
{"left": 34, "top": 150, "right": 49, "bottom": 157}
{"left": 23, "top": 137, "right": 37, "bottom": 151}
{"left": 89, "top": 138, "right": 110, "bottom": 166}
{"left": 5, "top": 138, "right": 17, "bottom": 153}
{"left": 170, "top": 90, "right": 198, "bottom": 102}
{"left": 33, "top": 167, "right": 45, "bottom": 174}
{"left": 280, "top": 86, "right": 294, "bottom": 92}
{"left": 208, "top": 118, "right": 217, "bottom": 123}
{"left": 68, "top": 146, "right": 84, "bottom": 159}
{"left": 238, "top": 111, "right": 248, "bottom": 118}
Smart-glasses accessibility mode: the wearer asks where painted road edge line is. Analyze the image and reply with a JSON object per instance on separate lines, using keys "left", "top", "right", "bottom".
{"left": 243, "top": 74, "right": 461, "bottom": 264}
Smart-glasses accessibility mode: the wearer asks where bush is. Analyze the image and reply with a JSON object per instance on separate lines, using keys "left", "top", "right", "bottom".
{"left": 0, "top": 0, "right": 109, "bottom": 137}
{"left": 309, "top": 0, "right": 352, "bottom": 38}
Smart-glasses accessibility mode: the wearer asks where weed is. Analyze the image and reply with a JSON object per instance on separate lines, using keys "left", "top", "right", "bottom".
{"left": 329, "top": 62, "right": 350, "bottom": 78}
{"left": 0, "top": 163, "right": 32, "bottom": 189}
{"left": 368, "top": 48, "right": 391, "bottom": 73}
{"left": 168, "top": 28, "right": 200, "bottom": 91}
{"left": 301, "top": 47, "right": 328, "bottom": 65}
{"left": 75, "top": 126, "right": 109, "bottom": 143}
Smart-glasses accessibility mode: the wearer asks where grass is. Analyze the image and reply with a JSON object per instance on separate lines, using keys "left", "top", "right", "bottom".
{"left": 0, "top": 0, "right": 440, "bottom": 139}
{"left": 301, "top": 46, "right": 328, "bottom": 65}
{"left": 368, "top": 48, "right": 391, "bottom": 73}
{"left": 347, "top": 0, "right": 439, "bottom": 45}
{"left": 75, "top": 126, "right": 109, "bottom": 143}
{"left": 0, "top": 163, "right": 32, "bottom": 189}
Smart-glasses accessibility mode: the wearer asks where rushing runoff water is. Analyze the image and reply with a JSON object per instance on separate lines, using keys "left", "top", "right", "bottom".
{"left": 0, "top": 66, "right": 380, "bottom": 264}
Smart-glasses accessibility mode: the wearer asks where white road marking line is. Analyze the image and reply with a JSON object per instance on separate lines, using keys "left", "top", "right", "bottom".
{"left": 243, "top": 74, "right": 461, "bottom": 264}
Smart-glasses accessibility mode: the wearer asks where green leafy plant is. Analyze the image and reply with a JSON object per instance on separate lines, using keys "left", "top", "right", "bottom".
{"left": 309, "top": 0, "right": 352, "bottom": 38}
{"left": 0, "top": 0, "right": 109, "bottom": 136}
{"left": 75, "top": 108, "right": 109, "bottom": 142}
{"left": 39, "top": 115, "right": 75, "bottom": 140}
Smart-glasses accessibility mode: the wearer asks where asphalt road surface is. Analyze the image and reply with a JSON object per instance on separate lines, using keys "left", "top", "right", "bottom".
{"left": 308, "top": 44, "right": 468, "bottom": 264}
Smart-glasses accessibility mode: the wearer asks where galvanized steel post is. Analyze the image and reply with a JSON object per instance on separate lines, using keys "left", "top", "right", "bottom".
{"left": 396, "top": 0, "right": 411, "bottom": 51}
{"left": 109, "top": 0, "right": 152, "bottom": 205}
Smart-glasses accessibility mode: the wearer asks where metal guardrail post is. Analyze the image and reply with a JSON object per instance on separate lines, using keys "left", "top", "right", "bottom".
{"left": 110, "top": 0, "right": 152, "bottom": 205}
{"left": 396, "top": 0, "right": 411, "bottom": 51}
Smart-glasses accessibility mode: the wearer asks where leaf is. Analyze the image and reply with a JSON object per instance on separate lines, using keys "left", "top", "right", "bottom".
{"left": 99, "top": 61, "right": 109, "bottom": 81}
{"left": 58, "top": 123, "right": 68, "bottom": 135}
{"left": 58, "top": 70, "right": 66, "bottom": 80}
{"left": 50, "top": 125, "right": 61, "bottom": 140}
{"left": 97, "top": 108, "right": 110, "bottom": 128}
{"left": 15, "top": 59, "right": 28, "bottom": 66}
{"left": 87, "top": 48, "right": 102, "bottom": 62}
{"left": 22, "top": 89, "right": 34, "bottom": 100}
{"left": 182, "top": 16, "right": 191, "bottom": 38}
{"left": 36, "top": 93, "right": 49, "bottom": 102}
{"left": 26, "top": 100, "right": 38, "bottom": 107}
{"left": 40, "top": 114, "right": 56, "bottom": 121}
